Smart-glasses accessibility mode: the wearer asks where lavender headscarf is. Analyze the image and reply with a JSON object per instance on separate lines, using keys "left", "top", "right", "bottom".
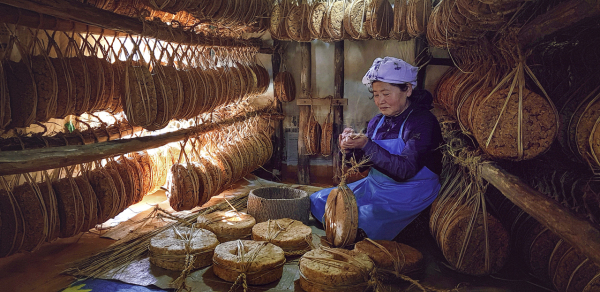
{"left": 362, "top": 57, "right": 418, "bottom": 89}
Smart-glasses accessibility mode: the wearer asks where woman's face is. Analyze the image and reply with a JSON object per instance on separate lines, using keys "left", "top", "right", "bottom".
{"left": 372, "top": 81, "right": 412, "bottom": 116}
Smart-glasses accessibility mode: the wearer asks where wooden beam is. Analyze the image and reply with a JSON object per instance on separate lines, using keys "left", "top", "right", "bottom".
{"left": 0, "top": 0, "right": 259, "bottom": 48}
{"left": 415, "top": 36, "right": 428, "bottom": 91}
{"left": 480, "top": 162, "right": 600, "bottom": 267}
{"left": 332, "top": 40, "right": 344, "bottom": 185}
{"left": 0, "top": 111, "right": 275, "bottom": 176}
{"left": 298, "top": 42, "right": 311, "bottom": 185}
{"left": 518, "top": 0, "right": 600, "bottom": 47}
{"left": 0, "top": 121, "right": 143, "bottom": 151}
{"left": 0, "top": 3, "right": 107, "bottom": 34}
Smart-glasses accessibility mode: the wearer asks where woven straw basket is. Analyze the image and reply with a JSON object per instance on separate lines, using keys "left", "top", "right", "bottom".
{"left": 247, "top": 187, "right": 310, "bottom": 224}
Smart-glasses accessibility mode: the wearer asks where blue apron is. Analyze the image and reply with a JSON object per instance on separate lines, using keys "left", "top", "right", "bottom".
{"left": 310, "top": 110, "right": 440, "bottom": 240}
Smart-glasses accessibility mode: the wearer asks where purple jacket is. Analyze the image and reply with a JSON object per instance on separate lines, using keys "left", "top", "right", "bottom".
{"left": 345, "top": 90, "right": 443, "bottom": 181}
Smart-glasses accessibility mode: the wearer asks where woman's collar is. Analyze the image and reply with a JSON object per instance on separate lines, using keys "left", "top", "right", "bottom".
{"left": 385, "top": 100, "right": 412, "bottom": 118}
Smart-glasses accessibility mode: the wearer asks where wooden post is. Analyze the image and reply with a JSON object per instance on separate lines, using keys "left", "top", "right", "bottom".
{"left": 297, "top": 42, "right": 311, "bottom": 185}
{"left": 415, "top": 36, "right": 428, "bottom": 91}
{"left": 332, "top": 41, "right": 344, "bottom": 185}
{"left": 480, "top": 162, "right": 600, "bottom": 267}
{"left": 270, "top": 40, "right": 284, "bottom": 181}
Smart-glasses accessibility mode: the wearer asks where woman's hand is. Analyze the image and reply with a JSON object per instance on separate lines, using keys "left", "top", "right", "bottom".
{"left": 339, "top": 128, "right": 356, "bottom": 152}
{"left": 339, "top": 128, "right": 368, "bottom": 151}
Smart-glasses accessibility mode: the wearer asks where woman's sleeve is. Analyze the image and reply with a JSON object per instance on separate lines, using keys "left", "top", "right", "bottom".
{"left": 361, "top": 114, "right": 440, "bottom": 181}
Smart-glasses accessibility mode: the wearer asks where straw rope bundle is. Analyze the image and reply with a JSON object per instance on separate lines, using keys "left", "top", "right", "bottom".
{"left": 149, "top": 226, "right": 219, "bottom": 271}
{"left": 429, "top": 141, "right": 510, "bottom": 276}
{"left": 252, "top": 218, "right": 313, "bottom": 256}
{"left": 149, "top": 148, "right": 170, "bottom": 194}
{"left": 320, "top": 110, "right": 333, "bottom": 156}
{"left": 391, "top": 0, "right": 411, "bottom": 41}
{"left": 0, "top": 161, "right": 68, "bottom": 256}
{"left": 274, "top": 71, "right": 296, "bottom": 102}
{"left": 197, "top": 210, "right": 256, "bottom": 242}
{"left": 0, "top": 60, "right": 10, "bottom": 130}
{"left": 105, "top": 160, "right": 129, "bottom": 215}
{"left": 304, "top": 109, "right": 322, "bottom": 155}
{"left": 343, "top": 0, "right": 371, "bottom": 40}
{"left": 472, "top": 35, "right": 558, "bottom": 161}
{"left": 124, "top": 155, "right": 146, "bottom": 204}
{"left": 286, "top": 3, "right": 313, "bottom": 42}
{"left": 365, "top": 0, "right": 394, "bottom": 40}
{"left": 0, "top": 178, "right": 26, "bottom": 258}
{"left": 324, "top": 0, "right": 349, "bottom": 41}
{"left": 53, "top": 174, "right": 87, "bottom": 239}
{"left": 486, "top": 189, "right": 600, "bottom": 291}
{"left": 353, "top": 239, "right": 424, "bottom": 279}
{"left": 64, "top": 193, "right": 249, "bottom": 286}
{"left": 309, "top": 2, "right": 329, "bottom": 40}
{"left": 37, "top": 176, "right": 60, "bottom": 243}
{"left": 4, "top": 60, "right": 37, "bottom": 129}
{"left": 212, "top": 240, "right": 286, "bottom": 286}
{"left": 549, "top": 241, "right": 600, "bottom": 292}
{"left": 123, "top": 61, "right": 158, "bottom": 128}
{"left": 167, "top": 116, "right": 274, "bottom": 211}
{"left": 298, "top": 247, "right": 375, "bottom": 292}
{"left": 87, "top": 167, "right": 120, "bottom": 223}
{"left": 10, "top": 177, "right": 48, "bottom": 253}
{"left": 73, "top": 174, "right": 100, "bottom": 233}
{"left": 29, "top": 53, "right": 58, "bottom": 123}
{"left": 433, "top": 34, "right": 558, "bottom": 161}
{"left": 323, "top": 183, "right": 357, "bottom": 248}
{"left": 81, "top": 54, "right": 104, "bottom": 113}
{"left": 558, "top": 86, "right": 600, "bottom": 169}
{"left": 169, "top": 163, "right": 201, "bottom": 211}
{"left": 147, "top": 65, "right": 173, "bottom": 131}
{"left": 270, "top": 0, "right": 293, "bottom": 40}
{"left": 426, "top": 0, "right": 520, "bottom": 49}
{"left": 321, "top": 152, "right": 370, "bottom": 248}
{"left": 405, "top": 0, "right": 431, "bottom": 38}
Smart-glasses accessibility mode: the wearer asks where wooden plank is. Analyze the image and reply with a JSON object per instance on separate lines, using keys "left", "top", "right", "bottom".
{"left": 332, "top": 41, "right": 344, "bottom": 185}
{"left": 295, "top": 99, "right": 348, "bottom": 106}
{"left": 518, "top": 0, "right": 600, "bottom": 47}
{"left": 0, "top": 111, "right": 273, "bottom": 176}
{"left": 0, "top": 0, "right": 258, "bottom": 48}
{"left": 480, "top": 162, "right": 600, "bottom": 267}
{"left": 298, "top": 42, "right": 311, "bottom": 185}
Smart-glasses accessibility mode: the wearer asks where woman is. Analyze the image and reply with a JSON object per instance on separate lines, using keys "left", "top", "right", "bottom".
{"left": 310, "top": 57, "right": 443, "bottom": 240}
